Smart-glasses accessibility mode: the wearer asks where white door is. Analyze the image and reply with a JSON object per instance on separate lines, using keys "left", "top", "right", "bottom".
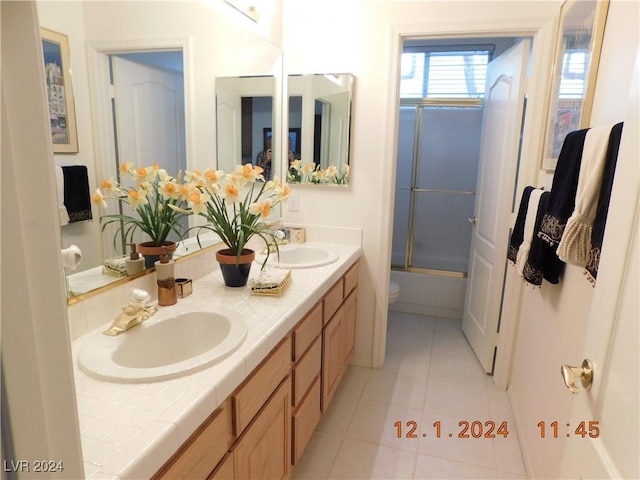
{"left": 215, "top": 85, "right": 242, "bottom": 173}
{"left": 110, "top": 55, "right": 186, "bottom": 247}
{"left": 462, "top": 39, "right": 530, "bottom": 373}
{"left": 559, "top": 53, "right": 639, "bottom": 480}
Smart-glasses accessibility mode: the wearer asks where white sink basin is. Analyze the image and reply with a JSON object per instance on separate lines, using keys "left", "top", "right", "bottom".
{"left": 78, "top": 310, "right": 246, "bottom": 383}
{"left": 255, "top": 244, "right": 339, "bottom": 269}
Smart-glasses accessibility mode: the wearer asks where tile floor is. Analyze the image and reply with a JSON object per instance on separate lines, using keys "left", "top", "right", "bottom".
{"left": 291, "top": 311, "right": 527, "bottom": 479}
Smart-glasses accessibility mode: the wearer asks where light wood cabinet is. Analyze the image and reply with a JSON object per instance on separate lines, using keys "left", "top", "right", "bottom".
{"left": 292, "top": 377, "right": 321, "bottom": 465}
{"left": 154, "top": 260, "right": 358, "bottom": 479}
{"left": 233, "top": 336, "right": 291, "bottom": 435}
{"left": 321, "top": 267, "right": 359, "bottom": 413}
{"left": 233, "top": 376, "right": 291, "bottom": 480}
{"left": 209, "top": 452, "right": 234, "bottom": 480}
{"left": 321, "top": 306, "right": 344, "bottom": 412}
{"left": 342, "top": 288, "right": 357, "bottom": 367}
{"left": 153, "top": 398, "right": 233, "bottom": 480}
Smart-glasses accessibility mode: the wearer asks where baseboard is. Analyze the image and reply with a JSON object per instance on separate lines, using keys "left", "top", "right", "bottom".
{"left": 390, "top": 301, "right": 462, "bottom": 319}
{"left": 507, "top": 384, "right": 534, "bottom": 479}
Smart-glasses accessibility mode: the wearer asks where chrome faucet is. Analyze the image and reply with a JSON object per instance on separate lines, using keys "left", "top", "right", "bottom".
{"left": 103, "top": 288, "right": 157, "bottom": 336}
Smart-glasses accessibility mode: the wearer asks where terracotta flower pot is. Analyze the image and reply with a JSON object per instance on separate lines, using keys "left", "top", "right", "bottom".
{"left": 138, "top": 241, "right": 177, "bottom": 269}
{"left": 216, "top": 248, "right": 255, "bottom": 287}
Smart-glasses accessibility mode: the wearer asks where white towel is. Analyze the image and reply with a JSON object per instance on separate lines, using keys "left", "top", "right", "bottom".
{"left": 516, "top": 188, "right": 544, "bottom": 276}
{"left": 55, "top": 166, "right": 70, "bottom": 226}
{"left": 61, "top": 245, "right": 82, "bottom": 270}
{"left": 557, "top": 124, "right": 613, "bottom": 266}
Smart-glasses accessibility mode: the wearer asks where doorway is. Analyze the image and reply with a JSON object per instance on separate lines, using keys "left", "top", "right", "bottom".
{"left": 103, "top": 50, "right": 187, "bottom": 257}
{"left": 388, "top": 36, "right": 530, "bottom": 376}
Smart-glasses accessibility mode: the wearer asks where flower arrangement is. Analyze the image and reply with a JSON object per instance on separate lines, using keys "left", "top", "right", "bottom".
{"left": 171, "top": 163, "right": 290, "bottom": 263}
{"left": 92, "top": 162, "right": 188, "bottom": 250}
{"left": 287, "top": 160, "right": 350, "bottom": 185}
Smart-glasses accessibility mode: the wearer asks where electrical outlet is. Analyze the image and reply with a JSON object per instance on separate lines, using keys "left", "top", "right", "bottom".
{"left": 288, "top": 192, "right": 300, "bottom": 212}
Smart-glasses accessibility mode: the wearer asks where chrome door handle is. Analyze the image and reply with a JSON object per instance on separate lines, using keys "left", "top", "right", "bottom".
{"left": 560, "top": 359, "right": 594, "bottom": 394}
{"left": 467, "top": 217, "right": 478, "bottom": 224}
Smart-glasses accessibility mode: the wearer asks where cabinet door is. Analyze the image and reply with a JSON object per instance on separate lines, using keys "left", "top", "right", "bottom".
{"left": 341, "top": 289, "right": 357, "bottom": 369}
{"left": 209, "top": 452, "right": 233, "bottom": 480}
{"left": 234, "top": 376, "right": 291, "bottom": 480}
{"left": 321, "top": 308, "right": 344, "bottom": 412}
{"left": 292, "top": 377, "right": 321, "bottom": 465}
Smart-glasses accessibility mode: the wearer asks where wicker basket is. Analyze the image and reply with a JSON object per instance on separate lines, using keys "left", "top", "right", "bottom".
{"left": 250, "top": 269, "right": 292, "bottom": 297}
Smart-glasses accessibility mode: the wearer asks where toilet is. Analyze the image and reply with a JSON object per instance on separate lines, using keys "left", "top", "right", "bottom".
{"left": 388, "top": 280, "right": 400, "bottom": 304}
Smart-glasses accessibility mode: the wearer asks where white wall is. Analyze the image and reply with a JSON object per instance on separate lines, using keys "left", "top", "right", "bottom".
{"left": 282, "top": 0, "right": 560, "bottom": 367}
{"left": 38, "top": 1, "right": 104, "bottom": 272}
{"left": 1, "top": 2, "right": 84, "bottom": 476}
{"left": 508, "top": 1, "right": 639, "bottom": 477}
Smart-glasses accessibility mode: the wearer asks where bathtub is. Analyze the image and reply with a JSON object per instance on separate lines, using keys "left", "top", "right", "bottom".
{"left": 390, "top": 270, "right": 466, "bottom": 319}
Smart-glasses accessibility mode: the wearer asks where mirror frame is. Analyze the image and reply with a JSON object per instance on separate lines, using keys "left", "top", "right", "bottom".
{"left": 541, "top": 0, "right": 609, "bottom": 171}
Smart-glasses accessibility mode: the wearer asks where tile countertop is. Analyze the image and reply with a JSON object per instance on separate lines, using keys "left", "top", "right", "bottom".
{"left": 71, "top": 242, "right": 362, "bottom": 480}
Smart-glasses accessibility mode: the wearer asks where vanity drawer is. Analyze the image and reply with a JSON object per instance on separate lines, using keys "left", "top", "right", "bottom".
{"left": 323, "top": 278, "right": 344, "bottom": 324}
{"left": 292, "top": 336, "right": 321, "bottom": 407}
{"left": 233, "top": 335, "right": 291, "bottom": 435}
{"left": 155, "top": 398, "right": 233, "bottom": 480}
{"left": 344, "top": 261, "right": 359, "bottom": 297}
{"left": 292, "top": 376, "right": 321, "bottom": 466}
{"left": 293, "top": 302, "right": 322, "bottom": 361}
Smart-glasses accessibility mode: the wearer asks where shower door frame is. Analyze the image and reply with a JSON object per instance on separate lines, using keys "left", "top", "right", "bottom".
{"left": 393, "top": 97, "right": 483, "bottom": 278}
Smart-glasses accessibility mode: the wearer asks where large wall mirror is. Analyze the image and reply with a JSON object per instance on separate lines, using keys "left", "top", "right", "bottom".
{"left": 38, "top": 1, "right": 283, "bottom": 302}
{"left": 216, "top": 75, "right": 278, "bottom": 181}
{"left": 287, "top": 74, "right": 353, "bottom": 186}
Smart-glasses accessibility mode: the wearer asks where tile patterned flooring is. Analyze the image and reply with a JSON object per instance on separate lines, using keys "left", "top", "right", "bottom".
{"left": 291, "top": 311, "right": 527, "bottom": 479}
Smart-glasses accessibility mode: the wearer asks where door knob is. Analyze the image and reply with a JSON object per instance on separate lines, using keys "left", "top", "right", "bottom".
{"left": 467, "top": 217, "right": 478, "bottom": 224}
{"left": 560, "top": 359, "right": 594, "bottom": 394}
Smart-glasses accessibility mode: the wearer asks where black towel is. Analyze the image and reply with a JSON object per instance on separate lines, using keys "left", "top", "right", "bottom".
{"left": 538, "top": 128, "right": 590, "bottom": 246}
{"left": 62, "top": 165, "right": 93, "bottom": 222}
{"left": 523, "top": 191, "right": 565, "bottom": 285}
{"left": 585, "top": 122, "right": 624, "bottom": 284}
{"left": 507, "top": 186, "right": 534, "bottom": 264}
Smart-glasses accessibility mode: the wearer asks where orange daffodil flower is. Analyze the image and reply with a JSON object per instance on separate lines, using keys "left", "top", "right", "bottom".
{"left": 127, "top": 188, "right": 148, "bottom": 209}
{"left": 187, "top": 190, "right": 210, "bottom": 215}
{"left": 249, "top": 199, "right": 273, "bottom": 218}
{"left": 325, "top": 165, "right": 338, "bottom": 178}
{"left": 204, "top": 169, "right": 224, "bottom": 186}
{"left": 229, "top": 163, "right": 263, "bottom": 185}
{"left": 218, "top": 183, "right": 241, "bottom": 202}
{"left": 92, "top": 189, "right": 107, "bottom": 208}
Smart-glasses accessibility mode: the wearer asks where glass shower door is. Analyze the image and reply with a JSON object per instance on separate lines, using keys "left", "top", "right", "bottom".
{"left": 392, "top": 103, "right": 483, "bottom": 275}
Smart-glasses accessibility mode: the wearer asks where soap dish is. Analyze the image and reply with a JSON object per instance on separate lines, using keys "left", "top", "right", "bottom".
{"left": 250, "top": 269, "right": 292, "bottom": 297}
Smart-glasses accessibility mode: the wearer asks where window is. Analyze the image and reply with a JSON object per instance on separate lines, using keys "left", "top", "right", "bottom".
{"left": 400, "top": 48, "right": 492, "bottom": 99}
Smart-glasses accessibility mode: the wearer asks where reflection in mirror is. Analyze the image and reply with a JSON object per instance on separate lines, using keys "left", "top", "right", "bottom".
{"left": 50, "top": 0, "right": 284, "bottom": 303}
{"left": 287, "top": 74, "right": 353, "bottom": 186}
{"left": 215, "top": 75, "right": 277, "bottom": 180}
{"left": 66, "top": 50, "right": 190, "bottom": 299}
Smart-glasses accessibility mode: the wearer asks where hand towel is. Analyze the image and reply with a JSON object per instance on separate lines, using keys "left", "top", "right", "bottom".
{"left": 538, "top": 128, "right": 590, "bottom": 246}
{"left": 507, "top": 186, "right": 535, "bottom": 264}
{"left": 516, "top": 188, "right": 544, "bottom": 276}
{"left": 55, "top": 166, "right": 70, "bottom": 226}
{"left": 61, "top": 245, "right": 82, "bottom": 270}
{"left": 585, "top": 122, "right": 624, "bottom": 284}
{"left": 522, "top": 191, "right": 565, "bottom": 285}
{"left": 557, "top": 124, "right": 614, "bottom": 266}
{"left": 62, "top": 165, "right": 93, "bottom": 222}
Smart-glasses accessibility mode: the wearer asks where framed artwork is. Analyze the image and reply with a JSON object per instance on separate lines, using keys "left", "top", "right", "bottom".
{"left": 541, "top": 0, "right": 609, "bottom": 170}
{"left": 41, "top": 27, "right": 78, "bottom": 153}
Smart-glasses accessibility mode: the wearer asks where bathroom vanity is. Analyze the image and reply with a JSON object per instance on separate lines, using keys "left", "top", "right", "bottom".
{"left": 70, "top": 240, "right": 361, "bottom": 479}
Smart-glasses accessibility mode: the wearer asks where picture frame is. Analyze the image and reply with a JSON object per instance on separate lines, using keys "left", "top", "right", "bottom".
{"left": 41, "top": 27, "right": 78, "bottom": 153}
{"left": 541, "top": 0, "right": 609, "bottom": 171}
